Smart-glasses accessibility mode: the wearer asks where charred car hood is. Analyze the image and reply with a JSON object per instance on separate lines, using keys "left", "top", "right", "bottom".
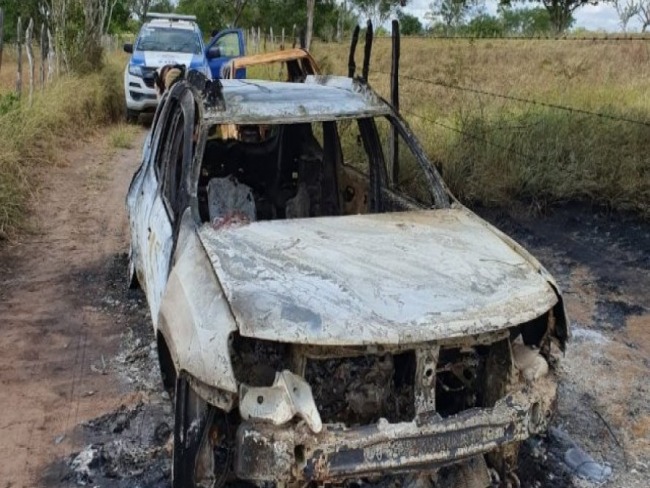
{"left": 198, "top": 208, "right": 559, "bottom": 346}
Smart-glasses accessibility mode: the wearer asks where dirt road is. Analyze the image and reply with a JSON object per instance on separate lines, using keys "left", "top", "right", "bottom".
{"left": 0, "top": 130, "right": 648, "bottom": 487}
{"left": 0, "top": 130, "right": 147, "bottom": 487}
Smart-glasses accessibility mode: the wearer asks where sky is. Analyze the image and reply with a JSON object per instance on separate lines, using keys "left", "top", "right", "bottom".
{"left": 402, "top": 0, "right": 643, "bottom": 32}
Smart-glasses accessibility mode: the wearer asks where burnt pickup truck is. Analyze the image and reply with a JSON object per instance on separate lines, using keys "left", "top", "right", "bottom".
{"left": 126, "top": 73, "right": 569, "bottom": 488}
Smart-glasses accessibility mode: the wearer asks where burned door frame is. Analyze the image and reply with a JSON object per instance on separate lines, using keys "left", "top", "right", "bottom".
{"left": 383, "top": 114, "right": 450, "bottom": 209}
{"left": 141, "top": 84, "right": 196, "bottom": 328}
{"left": 129, "top": 89, "right": 177, "bottom": 299}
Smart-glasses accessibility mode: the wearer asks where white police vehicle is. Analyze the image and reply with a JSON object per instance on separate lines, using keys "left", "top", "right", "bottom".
{"left": 123, "top": 13, "right": 212, "bottom": 122}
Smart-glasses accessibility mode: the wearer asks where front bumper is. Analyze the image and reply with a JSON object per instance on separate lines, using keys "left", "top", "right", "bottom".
{"left": 235, "top": 386, "right": 552, "bottom": 482}
{"left": 124, "top": 71, "right": 158, "bottom": 112}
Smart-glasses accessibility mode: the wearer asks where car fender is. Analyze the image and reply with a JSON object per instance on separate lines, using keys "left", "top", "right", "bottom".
{"left": 156, "top": 212, "right": 239, "bottom": 402}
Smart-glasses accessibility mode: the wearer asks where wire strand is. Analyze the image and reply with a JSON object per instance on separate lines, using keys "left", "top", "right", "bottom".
{"left": 373, "top": 71, "right": 650, "bottom": 127}
{"left": 364, "top": 35, "right": 650, "bottom": 42}
{"left": 400, "top": 108, "right": 541, "bottom": 164}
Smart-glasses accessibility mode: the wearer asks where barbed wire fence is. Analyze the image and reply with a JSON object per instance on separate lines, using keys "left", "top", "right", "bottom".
{"left": 372, "top": 70, "right": 650, "bottom": 128}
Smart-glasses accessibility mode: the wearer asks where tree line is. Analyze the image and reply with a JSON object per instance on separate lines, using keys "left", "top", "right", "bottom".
{"left": 1, "top": 0, "right": 648, "bottom": 76}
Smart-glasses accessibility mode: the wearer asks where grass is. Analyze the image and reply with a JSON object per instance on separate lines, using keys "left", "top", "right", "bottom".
{"left": 0, "top": 53, "right": 126, "bottom": 238}
{"left": 312, "top": 38, "right": 650, "bottom": 215}
{"left": 109, "top": 123, "right": 138, "bottom": 149}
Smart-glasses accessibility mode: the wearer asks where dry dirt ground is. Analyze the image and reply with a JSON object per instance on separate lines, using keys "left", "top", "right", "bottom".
{"left": 0, "top": 131, "right": 648, "bottom": 488}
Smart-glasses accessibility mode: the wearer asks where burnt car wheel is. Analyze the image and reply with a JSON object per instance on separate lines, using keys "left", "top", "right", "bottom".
{"left": 126, "top": 108, "right": 140, "bottom": 124}
{"left": 172, "top": 374, "right": 213, "bottom": 488}
{"left": 172, "top": 374, "right": 236, "bottom": 488}
{"left": 126, "top": 253, "right": 139, "bottom": 290}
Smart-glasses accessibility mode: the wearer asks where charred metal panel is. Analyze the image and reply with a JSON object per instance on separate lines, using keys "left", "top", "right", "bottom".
{"left": 461, "top": 203, "right": 570, "bottom": 348}
{"left": 239, "top": 370, "right": 323, "bottom": 433}
{"left": 157, "top": 221, "right": 239, "bottom": 401}
{"left": 414, "top": 346, "right": 439, "bottom": 415}
{"left": 198, "top": 208, "right": 558, "bottom": 346}
{"left": 203, "top": 77, "right": 391, "bottom": 125}
{"left": 234, "top": 391, "right": 546, "bottom": 482}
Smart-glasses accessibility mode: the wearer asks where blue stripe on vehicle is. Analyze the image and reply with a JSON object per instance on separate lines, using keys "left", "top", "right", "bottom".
{"left": 131, "top": 52, "right": 146, "bottom": 65}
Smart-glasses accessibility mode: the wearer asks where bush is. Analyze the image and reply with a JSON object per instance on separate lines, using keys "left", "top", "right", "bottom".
{"left": 0, "top": 93, "right": 20, "bottom": 116}
{"left": 439, "top": 110, "right": 650, "bottom": 215}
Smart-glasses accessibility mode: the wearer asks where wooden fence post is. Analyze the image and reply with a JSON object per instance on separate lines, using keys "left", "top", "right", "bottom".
{"left": 306, "top": 0, "right": 315, "bottom": 50}
{"left": 0, "top": 8, "right": 4, "bottom": 75}
{"left": 281, "top": 27, "right": 285, "bottom": 50}
{"left": 47, "top": 28, "right": 55, "bottom": 83}
{"left": 40, "top": 23, "right": 46, "bottom": 90}
{"left": 257, "top": 27, "right": 261, "bottom": 53}
{"left": 389, "top": 20, "right": 401, "bottom": 185}
{"left": 26, "top": 18, "right": 35, "bottom": 104}
{"left": 292, "top": 24, "right": 297, "bottom": 48}
{"left": 270, "top": 27, "right": 274, "bottom": 51}
{"left": 16, "top": 17, "right": 22, "bottom": 96}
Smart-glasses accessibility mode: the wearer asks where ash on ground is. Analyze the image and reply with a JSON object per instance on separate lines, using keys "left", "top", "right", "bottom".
{"left": 57, "top": 253, "right": 174, "bottom": 487}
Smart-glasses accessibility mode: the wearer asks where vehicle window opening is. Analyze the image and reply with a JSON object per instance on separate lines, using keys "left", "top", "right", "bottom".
{"left": 199, "top": 122, "right": 340, "bottom": 223}
{"left": 197, "top": 117, "right": 446, "bottom": 226}
{"left": 214, "top": 32, "right": 242, "bottom": 57}
{"left": 137, "top": 27, "right": 201, "bottom": 55}
{"left": 159, "top": 110, "right": 184, "bottom": 220}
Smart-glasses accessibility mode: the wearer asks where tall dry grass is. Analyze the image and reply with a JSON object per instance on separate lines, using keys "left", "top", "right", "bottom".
{"left": 0, "top": 55, "right": 125, "bottom": 238}
{"left": 312, "top": 38, "right": 650, "bottom": 215}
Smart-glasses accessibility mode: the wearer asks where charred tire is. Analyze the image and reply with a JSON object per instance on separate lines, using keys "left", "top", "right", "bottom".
{"left": 172, "top": 373, "right": 213, "bottom": 488}
{"left": 126, "top": 253, "right": 140, "bottom": 290}
{"left": 156, "top": 333, "right": 177, "bottom": 401}
{"left": 126, "top": 108, "right": 140, "bottom": 124}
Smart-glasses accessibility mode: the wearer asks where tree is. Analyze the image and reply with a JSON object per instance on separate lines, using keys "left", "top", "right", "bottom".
{"left": 500, "top": 0, "right": 594, "bottom": 33}
{"left": 465, "top": 13, "right": 504, "bottom": 36}
{"left": 396, "top": 10, "right": 423, "bottom": 34}
{"left": 499, "top": 6, "right": 556, "bottom": 34}
{"left": 426, "top": 0, "right": 478, "bottom": 33}
{"left": 106, "top": 0, "right": 133, "bottom": 33}
{"left": 349, "top": 0, "right": 408, "bottom": 26}
{"left": 176, "top": 0, "right": 253, "bottom": 33}
{"left": 0, "top": 0, "right": 44, "bottom": 42}
{"left": 45, "top": 0, "right": 116, "bottom": 73}
{"left": 612, "top": 0, "right": 639, "bottom": 31}
{"left": 637, "top": 0, "right": 650, "bottom": 31}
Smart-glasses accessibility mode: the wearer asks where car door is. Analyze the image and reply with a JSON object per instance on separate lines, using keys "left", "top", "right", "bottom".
{"left": 206, "top": 29, "right": 246, "bottom": 79}
{"left": 127, "top": 92, "right": 176, "bottom": 293}
{"left": 145, "top": 87, "right": 197, "bottom": 328}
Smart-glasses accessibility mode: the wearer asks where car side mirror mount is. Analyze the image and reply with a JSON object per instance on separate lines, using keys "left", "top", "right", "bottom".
{"left": 123, "top": 43, "right": 133, "bottom": 54}
{"left": 207, "top": 46, "right": 221, "bottom": 59}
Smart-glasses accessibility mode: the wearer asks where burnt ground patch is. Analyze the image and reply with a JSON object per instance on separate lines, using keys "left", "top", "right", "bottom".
{"left": 477, "top": 203, "right": 650, "bottom": 325}
{"left": 41, "top": 252, "right": 173, "bottom": 488}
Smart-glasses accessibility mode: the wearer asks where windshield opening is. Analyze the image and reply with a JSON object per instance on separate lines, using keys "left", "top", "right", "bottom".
{"left": 136, "top": 27, "right": 201, "bottom": 54}
{"left": 196, "top": 117, "right": 448, "bottom": 226}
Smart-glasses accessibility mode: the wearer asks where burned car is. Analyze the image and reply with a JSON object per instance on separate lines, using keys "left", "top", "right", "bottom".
{"left": 126, "top": 73, "right": 569, "bottom": 488}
